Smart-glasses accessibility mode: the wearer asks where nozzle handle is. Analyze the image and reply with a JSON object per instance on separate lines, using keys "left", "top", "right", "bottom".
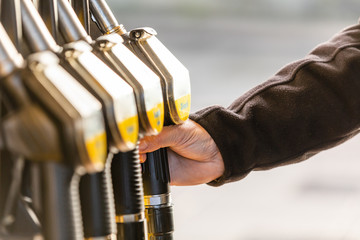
{"left": 20, "top": 0, "right": 59, "bottom": 53}
{"left": 89, "top": 0, "right": 125, "bottom": 34}
{"left": 142, "top": 148, "right": 170, "bottom": 196}
{"left": 57, "top": 0, "right": 92, "bottom": 44}
{"left": 111, "top": 148, "right": 147, "bottom": 240}
{"left": 112, "top": 149, "right": 144, "bottom": 215}
{"left": 79, "top": 154, "right": 117, "bottom": 238}
{"left": 40, "top": 162, "right": 84, "bottom": 240}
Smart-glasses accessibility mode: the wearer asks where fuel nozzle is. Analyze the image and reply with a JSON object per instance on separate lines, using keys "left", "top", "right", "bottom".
{"left": 89, "top": 1, "right": 191, "bottom": 239}
{"left": 93, "top": 31, "right": 164, "bottom": 240}
{"left": 124, "top": 24, "right": 191, "bottom": 240}
{"left": 127, "top": 27, "right": 192, "bottom": 240}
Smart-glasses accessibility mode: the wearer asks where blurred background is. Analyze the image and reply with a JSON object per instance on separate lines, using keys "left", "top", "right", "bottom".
{"left": 108, "top": 1, "right": 360, "bottom": 239}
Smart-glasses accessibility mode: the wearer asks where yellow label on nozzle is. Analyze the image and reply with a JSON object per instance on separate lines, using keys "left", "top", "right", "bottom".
{"left": 147, "top": 102, "right": 165, "bottom": 134}
{"left": 118, "top": 115, "right": 139, "bottom": 147}
{"left": 85, "top": 131, "right": 107, "bottom": 167}
{"left": 175, "top": 94, "right": 191, "bottom": 121}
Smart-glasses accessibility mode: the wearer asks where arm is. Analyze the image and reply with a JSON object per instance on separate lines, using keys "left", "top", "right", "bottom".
{"left": 140, "top": 20, "right": 360, "bottom": 186}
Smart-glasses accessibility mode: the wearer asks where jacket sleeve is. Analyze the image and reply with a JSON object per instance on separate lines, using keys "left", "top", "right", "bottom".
{"left": 190, "top": 20, "right": 360, "bottom": 186}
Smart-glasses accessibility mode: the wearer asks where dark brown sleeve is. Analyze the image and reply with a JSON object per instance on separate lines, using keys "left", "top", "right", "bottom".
{"left": 190, "top": 20, "right": 360, "bottom": 186}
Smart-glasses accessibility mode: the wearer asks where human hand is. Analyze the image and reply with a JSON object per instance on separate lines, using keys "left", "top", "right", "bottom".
{"left": 139, "top": 119, "right": 224, "bottom": 186}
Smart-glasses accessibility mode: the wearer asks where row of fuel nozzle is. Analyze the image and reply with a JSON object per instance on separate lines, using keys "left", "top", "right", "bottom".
{"left": 0, "top": 0, "right": 191, "bottom": 239}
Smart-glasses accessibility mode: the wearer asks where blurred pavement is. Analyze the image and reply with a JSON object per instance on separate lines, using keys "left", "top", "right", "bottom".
{"left": 108, "top": 1, "right": 360, "bottom": 239}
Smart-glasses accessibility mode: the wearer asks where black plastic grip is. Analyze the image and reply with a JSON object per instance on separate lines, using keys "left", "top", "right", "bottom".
{"left": 111, "top": 148, "right": 144, "bottom": 215}
{"left": 111, "top": 147, "right": 147, "bottom": 240}
{"left": 79, "top": 156, "right": 116, "bottom": 238}
{"left": 142, "top": 148, "right": 170, "bottom": 196}
{"left": 142, "top": 148, "right": 174, "bottom": 240}
{"left": 40, "top": 162, "right": 83, "bottom": 240}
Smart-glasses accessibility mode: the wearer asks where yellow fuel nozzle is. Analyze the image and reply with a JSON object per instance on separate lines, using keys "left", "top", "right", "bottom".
{"left": 25, "top": 51, "right": 108, "bottom": 173}
{"left": 94, "top": 34, "right": 164, "bottom": 136}
{"left": 61, "top": 41, "right": 140, "bottom": 151}
{"left": 126, "top": 28, "right": 191, "bottom": 125}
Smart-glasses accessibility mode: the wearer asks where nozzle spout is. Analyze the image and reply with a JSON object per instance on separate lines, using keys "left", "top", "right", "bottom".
{"left": 35, "top": 0, "right": 59, "bottom": 39}
{"left": 0, "top": 0, "right": 23, "bottom": 50}
{"left": 0, "top": 24, "right": 24, "bottom": 78}
{"left": 20, "top": 0, "right": 59, "bottom": 53}
{"left": 57, "top": 0, "right": 92, "bottom": 44}
{"left": 89, "top": 0, "right": 126, "bottom": 34}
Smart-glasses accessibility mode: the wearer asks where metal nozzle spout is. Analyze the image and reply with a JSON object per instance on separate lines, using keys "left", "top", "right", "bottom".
{"left": 57, "top": 0, "right": 92, "bottom": 44}
{"left": 20, "top": 0, "right": 59, "bottom": 53}
{"left": 0, "top": 0, "right": 23, "bottom": 51}
{"left": 89, "top": 0, "right": 126, "bottom": 35}
{"left": 0, "top": 24, "right": 24, "bottom": 78}
{"left": 71, "top": 0, "right": 91, "bottom": 34}
{"left": 34, "top": 0, "right": 59, "bottom": 39}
